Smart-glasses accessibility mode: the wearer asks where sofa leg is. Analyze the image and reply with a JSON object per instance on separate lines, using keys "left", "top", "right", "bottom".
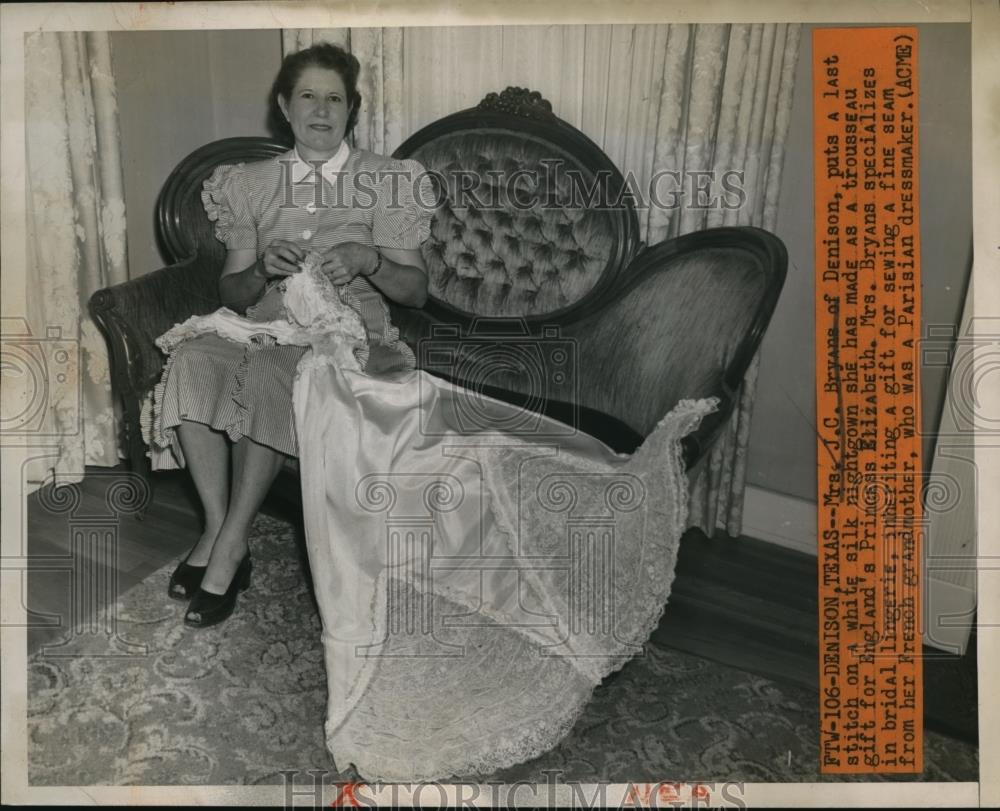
{"left": 122, "top": 396, "right": 153, "bottom": 520}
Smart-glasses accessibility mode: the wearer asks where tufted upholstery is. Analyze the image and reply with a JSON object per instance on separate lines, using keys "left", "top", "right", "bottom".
{"left": 410, "top": 132, "right": 621, "bottom": 317}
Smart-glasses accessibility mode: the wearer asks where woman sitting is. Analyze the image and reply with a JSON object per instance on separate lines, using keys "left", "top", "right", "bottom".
{"left": 149, "top": 42, "right": 715, "bottom": 782}
{"left": 154, "top": 43, "right": 434, "bottom": 627}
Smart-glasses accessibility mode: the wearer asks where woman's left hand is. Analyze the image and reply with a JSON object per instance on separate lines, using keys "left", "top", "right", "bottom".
{"left": 320, "top": 242, "right": 378, "bottom": 286}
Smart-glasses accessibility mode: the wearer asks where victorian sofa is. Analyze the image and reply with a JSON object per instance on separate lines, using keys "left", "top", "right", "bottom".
{"left": 89, "top": 87, "right": 786, "bottom": 508}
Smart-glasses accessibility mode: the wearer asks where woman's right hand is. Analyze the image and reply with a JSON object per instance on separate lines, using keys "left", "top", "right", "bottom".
{"left": 258, "top": 239, "right": 305, "bottom": 279}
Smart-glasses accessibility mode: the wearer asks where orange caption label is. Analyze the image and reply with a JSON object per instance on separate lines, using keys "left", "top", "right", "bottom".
{"left": 813, "top": 27, "right": 923, "bottom": 773}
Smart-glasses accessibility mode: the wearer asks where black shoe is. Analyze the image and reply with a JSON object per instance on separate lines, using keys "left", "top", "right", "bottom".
{"left": 183, "top": 556, "right": 252, "bottom": 629}
{"left": 168, "top": 554, "right": 207, "bottom": 601}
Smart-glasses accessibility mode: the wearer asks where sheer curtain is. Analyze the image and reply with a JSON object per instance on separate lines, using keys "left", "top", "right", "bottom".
{"left": 281, "top": 23, "right": 801, "bottom": 538}
{"left": 21, "top": 32, "right": 130, "bottom": 493}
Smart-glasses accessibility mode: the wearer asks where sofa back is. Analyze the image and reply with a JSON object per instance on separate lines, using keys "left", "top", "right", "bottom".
{"left": 150, "top": 92, "right": 786, "bottom": 458}
{"left": 395, "top": 88, "right": 639, "bottom": 322}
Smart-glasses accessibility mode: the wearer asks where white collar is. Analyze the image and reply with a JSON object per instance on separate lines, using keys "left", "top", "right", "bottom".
{"left": 288, "top": 141, "right": 351, "bottom": 186}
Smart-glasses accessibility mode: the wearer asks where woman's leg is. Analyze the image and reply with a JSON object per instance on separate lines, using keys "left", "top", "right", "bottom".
{"left": 198, "top": 435, "right": 289, "bottom": 594}
{"left": 176, "top": 419, "right": 230, "bottom": 566}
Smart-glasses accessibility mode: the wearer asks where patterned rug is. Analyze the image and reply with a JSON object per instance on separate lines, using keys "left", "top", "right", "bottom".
{"left": 27, "top": 514, "right": 978, "bottom": 785}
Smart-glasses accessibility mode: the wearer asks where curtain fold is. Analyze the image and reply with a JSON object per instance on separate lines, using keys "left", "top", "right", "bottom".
{"left": 662, "top": 23, "right": 802, "bottom": 537}
{"left": 282, "top": 23, "right": 801, "bottom": 537}
{"left": 349, "top": 28, "right": 405, "bottom": 155}
{"left": 23, "top": 32, "right": 130, "bottom": 492}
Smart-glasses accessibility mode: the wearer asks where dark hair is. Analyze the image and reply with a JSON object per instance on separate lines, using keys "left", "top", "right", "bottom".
{"left": 267, "top": 42, "right": 362, "bottom": 143}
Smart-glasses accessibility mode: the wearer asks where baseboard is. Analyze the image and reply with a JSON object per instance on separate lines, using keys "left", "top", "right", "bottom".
{"left": 742, "top": 485, "right": 817, "bottom": 556}
{"left": 923, "top": 575, "right": 976, "bottom": 655}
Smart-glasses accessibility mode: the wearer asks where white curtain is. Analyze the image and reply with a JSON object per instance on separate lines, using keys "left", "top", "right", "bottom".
{"left": 281, "top": 24, "right": 801, "bottom": 537}
{"left": 22, "top": 32, "right": 129, "bottom": 492}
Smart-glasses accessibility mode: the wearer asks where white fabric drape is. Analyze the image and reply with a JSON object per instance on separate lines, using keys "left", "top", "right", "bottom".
{"left": 281, "top": 23, "right": 801, "bottom": 537}
{"left": 22, "top": 32, "right": 130, "bottom": 492}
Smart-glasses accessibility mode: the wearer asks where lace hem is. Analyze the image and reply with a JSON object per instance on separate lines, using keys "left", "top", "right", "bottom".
{"left": 595, "top": 397, "right": 719, "bottom": 682}
{"left": 324, "top": 568, "right": 598, "bottom": 783}
{"left": 330, "top": 667, "right": 593, "bottom": 783}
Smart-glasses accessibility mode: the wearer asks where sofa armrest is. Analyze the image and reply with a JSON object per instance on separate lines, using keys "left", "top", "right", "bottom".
{"left": 88, "top": 254, "right": 223, "bottom": 398}
{"left": 563, "top": 229, "right": 783, "bottom": 466}
{"left": 88, "top": 254, "right": 222, "bottom": 490}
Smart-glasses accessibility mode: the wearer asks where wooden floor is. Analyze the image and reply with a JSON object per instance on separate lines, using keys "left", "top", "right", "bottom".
{"left": 25, "top": 468, "right": 204, "bottom": 653}
{"left": 659, "top": 527, "right": 979, "bottom": 745}
{"left": 24, "top": 464, "right": 977, "bottom": 744}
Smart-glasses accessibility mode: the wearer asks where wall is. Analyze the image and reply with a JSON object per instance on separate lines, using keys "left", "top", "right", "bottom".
{"left": 746, "top": 22, "right": 972, "bottom": 502}
{"left": 111, "top": 29, "right": 283, "bottom": 277}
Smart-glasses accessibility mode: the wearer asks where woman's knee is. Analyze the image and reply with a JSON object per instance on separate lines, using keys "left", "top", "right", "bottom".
{"left": 243, "top": 349, "right": 300, "bottom": 396}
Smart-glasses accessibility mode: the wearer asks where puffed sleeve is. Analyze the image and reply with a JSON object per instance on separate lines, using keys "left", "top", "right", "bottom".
{"left": 370, "top": 158, "right": 437, "bottom": 250}
{"left": 200, "top": 164, "right": 257, "bottom": 251}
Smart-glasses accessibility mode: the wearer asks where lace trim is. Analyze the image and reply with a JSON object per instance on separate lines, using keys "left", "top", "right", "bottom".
{"left": 330, "top": 666, "right": 592, "bottom": 783}
{"left": 145, "top": 260, "right": 371, "bottom": 467}
{"left": 325, "top": 567, "right": 596, "bottom": 783}
{"left": 602, "top": 397, "right": 719, "bottom": 676}
{"left": 477, "top": 397, "right": 717, "bottom": 682}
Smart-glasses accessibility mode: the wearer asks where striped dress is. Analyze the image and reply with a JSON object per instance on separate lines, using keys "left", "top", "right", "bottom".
{"left": 152, "top": 145, "right": 435, "bottom": 467}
